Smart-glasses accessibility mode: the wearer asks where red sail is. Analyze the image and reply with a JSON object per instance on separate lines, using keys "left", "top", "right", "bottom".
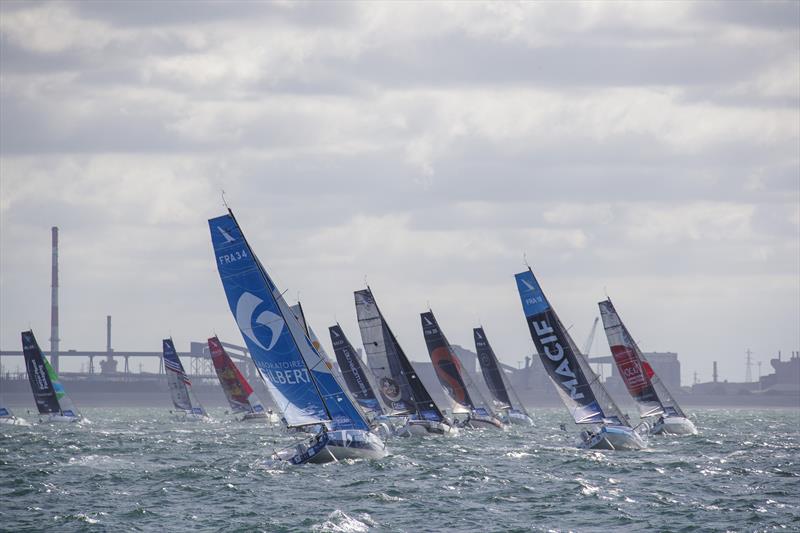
{"left": 610, "top": 344, "right": 650, "bottom": 396}
{"left": 209, "top": 337, "right": 253, "bottom": 407}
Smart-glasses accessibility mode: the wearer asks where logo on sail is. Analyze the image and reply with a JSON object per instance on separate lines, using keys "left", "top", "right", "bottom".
{"left": 235, "top": 292, "right": 284, "bottom": 351}
{"left": 218, "top": 226, "right": 236, "bottom": 243}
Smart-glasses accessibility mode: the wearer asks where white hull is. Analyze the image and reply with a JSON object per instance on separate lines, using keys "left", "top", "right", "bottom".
{"left": 241, "top": 412, "right": 280, "bottom": 423}
{"left": 650, "top": 416, "right": 698, "bottom": 436}
{"left": 400, "top": 418, "right": 459, "bottom": 437}
{"left": 580, "top": 425, "right": 647, "bottom": 451}
{"left": 507, "top": 412, "right": 534, "bottom": 426}
{"left": 278, "top": 429, "right": 388, "bottom": 464}
{"left": 0, "top": 416, "right": 30, "bottom": 426}
{"left": 466, "top": 414, "right": 505, "bottom": 430}
{"left": 41, "top": 414, "right": 82, "bottom": 424}
{"left": 174, "top": 412, "right": 211, "bottom": 422}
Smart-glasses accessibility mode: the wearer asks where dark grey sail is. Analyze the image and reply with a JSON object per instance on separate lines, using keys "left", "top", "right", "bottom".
{"left": 329, "top": 324, "right": 384, "bottom": 418}
{"left": 473, "top": 327, "right": 512, "bottom": 409}
{"left": 22, "top": 330, "right": 61, "bottom": 414}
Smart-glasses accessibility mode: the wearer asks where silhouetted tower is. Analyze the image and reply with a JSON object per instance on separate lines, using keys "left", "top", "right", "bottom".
{"left": 745, "top": 349, "right": 753, "bottom": 382}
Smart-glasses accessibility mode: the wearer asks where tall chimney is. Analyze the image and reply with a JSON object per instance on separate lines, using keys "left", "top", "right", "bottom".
{"left": 712, "top": 361, "right": 718, "bottom": 383}
{"left": 50, "top": 226, "right": 60, "bottom": 373}
{"left": 106, "top": 315, "right": 112, "bottom": 354}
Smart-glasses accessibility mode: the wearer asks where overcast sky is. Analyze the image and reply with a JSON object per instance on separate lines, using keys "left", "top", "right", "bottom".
{"left": 1, "top": 1, "right": 798, "bottom": 385}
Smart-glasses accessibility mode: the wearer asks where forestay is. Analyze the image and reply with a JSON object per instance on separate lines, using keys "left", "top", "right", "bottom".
{"left": 599, "top": 299, "right": 685, "bottom": 418}
{"left": 208, "top": 336, "right": 266, "bottom": 415}
{"left": 514, "top": 269, "right": 627, "bottom": 426}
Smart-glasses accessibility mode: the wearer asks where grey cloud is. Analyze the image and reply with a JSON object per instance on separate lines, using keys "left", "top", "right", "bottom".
{"left": 72, "top": 0, "right": 360, "bottom": 29}
{"left": 693, "top": 0, "right": 800, "bottom": 30}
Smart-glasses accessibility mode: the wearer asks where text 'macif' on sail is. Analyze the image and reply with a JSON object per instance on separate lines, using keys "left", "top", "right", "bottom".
{"left": 514, "top": 269, "right": 627, "bottom": 426}
{"left": 209, "top": 211, "right": 368, "bottom": 431}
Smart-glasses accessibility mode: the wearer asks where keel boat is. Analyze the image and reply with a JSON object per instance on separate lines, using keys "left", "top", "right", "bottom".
{"left": 209, "top": 336, "right": 276, "bottom": 423}
{"left": 474, "top": 327, "right": 534, "bottom": 426}
{"left": 329, "top": 324, "right": 394, "bottom": 438}
{"left": 209, "top": 210, "right": 387, "bottom": 464}
{"left": 162, "top": 338, "right": 210, "bottom": 421}
{"left": 514, "top": 270, "right": 646, "bottom": 450}
{"left": 22, "top": 330, "right": 83, "bottom": 423}
{"left": 421, "top": 311, "right": 504, "bottom": 430}
{"left": 0, "top": 403, "right": 30, "bottom": 426}
{"left": 598, "top": 298, "right": 697, "bottom": 436}
{"left": 355, "top": 288, "right": 457, "bottom": 437}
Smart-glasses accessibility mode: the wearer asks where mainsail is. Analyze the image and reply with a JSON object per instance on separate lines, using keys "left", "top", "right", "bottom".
{"left": 420, "top": 311, "right": 474, "bottom": 414}
{"left": 514, "top": 269, "right": 628, "bottom": 426}
{"left": 329, "top": 324, "right": 384, "bottom": 417}
{"left": 355, "top": 287, "right": 445, "bottom": 422}
{"left": 473, "top": 327, "right": 512, "bottom": 409}
{"left": 598, "top": 298, "right": 686, "bottom": 418}
{"left": 209, "top": 211, "right": 368, "bottom": 431}
{"left": 162, "top": 338, "right": 207, "bottom": 416}
{"left": 208, "top": 336, "right": 266, "bottom": 415}
{"left": 22, "top": 330, "right": 79, "bottom": 417}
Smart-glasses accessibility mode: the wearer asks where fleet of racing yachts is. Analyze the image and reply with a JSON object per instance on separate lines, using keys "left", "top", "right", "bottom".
{"left": 4, "top": 209, "right": 698, "bottom": 464}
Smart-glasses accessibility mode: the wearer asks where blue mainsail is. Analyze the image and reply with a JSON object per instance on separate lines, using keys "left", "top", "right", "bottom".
{"left": 515, "top": 269, "right": 626, "bottom": 425}
{"left": 209, "top": 212, "right": 367, "bottom": 431}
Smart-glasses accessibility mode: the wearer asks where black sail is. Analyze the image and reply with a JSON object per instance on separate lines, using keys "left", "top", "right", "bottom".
{"left": 421, "top": 311, "right": 474, "bottom": 413}
{"left": 473, "top": 327, "right": 512, "bottom": 409}
{"left": 21, "top": 330, "right": 61, "bottom": 414}
{"left": 329, "top": 324, "right": 383, "bottom": 417}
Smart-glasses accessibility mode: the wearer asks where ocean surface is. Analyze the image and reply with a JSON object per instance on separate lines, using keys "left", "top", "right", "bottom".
{"left": 1, "top": 407, "right": 798, "bottom": 532}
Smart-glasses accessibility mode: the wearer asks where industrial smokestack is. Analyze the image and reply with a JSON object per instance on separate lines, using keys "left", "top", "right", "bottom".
{"left": 712, "top": 361, "right": 718, "bottom": 383}
{"left": 49, "top": 226, "right": 60, "bottom": 373}
{"left": 106, "top": 315, "right": 112, "bottom": 354}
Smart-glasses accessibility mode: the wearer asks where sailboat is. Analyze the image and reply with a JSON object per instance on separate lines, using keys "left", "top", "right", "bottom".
{"left": 328, "top": 324, "right": 386, "bottom": 421}
{"left": 598, "top": 298, "right": 697, "bottom": 436}
{"left": 21, "top": 329, "right": 83, "bottom": 423}
{"left": 162, "top": 338, "right": 210, "bottom": 421}
{"left": 0, "top": 402, "right": 30, "bottom": 426}
{"left": 420, "top": 311, "right": 504, "bottom": 430}
{"left": 208, "top": 336, "right": 276, "bottom": 423}
{"left": 209, "top": 210, "right": 387, "bottom": 464}
{"left": 355, "top": 287, "right": 457, "bottom": 437}
{"left": 514, "top": 269, "right": 646, "bottom": 450}
{"left": 474, "top": 326, "right": 534, "bottom": 426}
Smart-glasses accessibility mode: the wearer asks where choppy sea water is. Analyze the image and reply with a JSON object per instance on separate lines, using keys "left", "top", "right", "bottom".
{"left": 1, "top": 407, "right": 798, "bottom": 532}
